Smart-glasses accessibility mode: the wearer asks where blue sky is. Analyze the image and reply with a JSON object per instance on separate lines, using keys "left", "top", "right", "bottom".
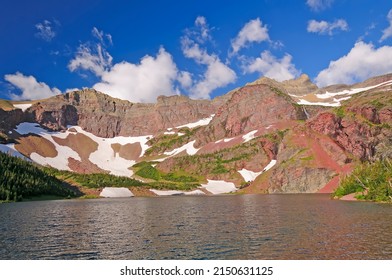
{"left": 1, "top": 0, "right": 392, "bottom": 102}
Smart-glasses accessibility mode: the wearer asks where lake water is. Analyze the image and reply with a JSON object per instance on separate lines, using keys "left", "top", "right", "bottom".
{"left": 1, "top": 194, "right": 392, "bottom": 260}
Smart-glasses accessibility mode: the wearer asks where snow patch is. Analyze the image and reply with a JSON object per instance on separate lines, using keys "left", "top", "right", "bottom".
{"left": 164, "top": 140, "right": 199, "bottom": 156}
{"left": 297, "top": 80, "right": 392, "bottom": 107}
{"left": 200, "top": 180, "right": 237, "bottom": 194}
{"left": 238, "top": 169, "right": 262, "bottom": 182}
{"left": 13, "top": 103, "right": 32, "bottom": 112}
{"left": 242, "top": 130, "right": 258, "bottom": 143}
{"left": 149, "top": 189, "right": 205, "bottom": 196}
{"left": 238, "top": 160, "right": 277, "bottom": 182}
{"left": 263, "top": 159, "right": 277, "bottom": 172}
{"left": 297, "top": 99, "right": 340, "bottom": 107}
{"left": 176, "top": 114, "right": 215, "bottom": 129}
{"left": 315, "top": 80, "right": 392, "bottom": 100}
{"left": 100, "top": 187, "right": 134, "bottom": 198}
{"left": 215, "top": 137, "right": 234, "bottom": 144}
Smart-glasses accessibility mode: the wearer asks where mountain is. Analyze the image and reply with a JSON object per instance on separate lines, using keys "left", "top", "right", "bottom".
{"left": 1, "top": 73, "right": 392, "bottom": 196}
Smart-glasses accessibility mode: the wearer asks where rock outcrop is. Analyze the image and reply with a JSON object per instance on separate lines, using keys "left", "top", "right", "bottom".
{"left": 197, "top": 83, "right": 307, "bottom": 145}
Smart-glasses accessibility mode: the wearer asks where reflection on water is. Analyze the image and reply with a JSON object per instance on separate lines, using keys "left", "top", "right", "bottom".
{"left": 1, "top": 194, "right": 392, "bottom": 259}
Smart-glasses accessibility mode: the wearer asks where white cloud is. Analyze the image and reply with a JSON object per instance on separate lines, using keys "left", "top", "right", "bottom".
{"left": 306, "top": 0, "right": 334, "bottom": 11}
{"left": 307, "top": 19, "right": 349, "bottom": 35}
{"left": 68, "top": 28, "right": 113, "bottom": 77}
{"left": 190, "top": 59, "right": 237, "bottom": 99}
{"left": 5, "top": 72, "right": 61, "bottom": 100}
{"left": 380, "top": 9, "right": 392, "bottom": 42}
{"left": 244, "top": 51, "right": 300, "bottom": 82}
{"left": 315, "top": 41, "right": 392, "bottom": 87}
{"left": 177, "top": 71, "right": 193, "bottom": 89}
{"left": 68, "top": 43, "right": 113, "bottom": 76}
{"left": 181, "top": 19, "right": 237, "bottom": 100}
{"left": 94, "top": 47, "right": 179, "bottom": 103}
{"left": 194, "top": 16, "right": 211, "bottom": 42}
{"left": 92, "top": 27, "right": 113, "bottom": 46}
{"left": 231, "top": 18, "right": 269, "bottom": 55}
{"left": 69, "top": 28, "right": 180, "bottom": 103}
{"left": 35, "top": 20, "right": 57, "bottom": 42}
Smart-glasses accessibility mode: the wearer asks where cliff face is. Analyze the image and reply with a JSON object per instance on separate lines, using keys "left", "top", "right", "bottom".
{"left": 27, "top": 89, "right": 216, "bottom": 137}
{"left": 197, "top": 84, "right": 307, "bottom": 145}
{"left": 307, "top": 91, "right": 392, "bottom": 161}
{"left": 1, "top": 73, "right": 392, "bottom": 194}
{"left": 0, "top": 108, "right": 25, "bottom": 133}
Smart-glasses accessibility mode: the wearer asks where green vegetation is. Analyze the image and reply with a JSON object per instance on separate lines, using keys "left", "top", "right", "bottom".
{"left": 135, "top": 165, "right": 161, "bottom": 180}
{"left": 44, "top": 167, "right": 145, "bottom": 189}
{"left": 0, "top": 152, "right": 76, "bottom": 202}
{"left": 334, "top": 106, "right": 346, "bottom": 118}
{"left": 370, "top": 100, "right": 384, "bottom": 110}
{"left": 166, "top": 136, "right": 266, "bottom": 181}
{"left": 333, "top": 159, "right": 392, "bottom": 202}
{"left": 133, "top": 161, "right": 201, "bottom": 190}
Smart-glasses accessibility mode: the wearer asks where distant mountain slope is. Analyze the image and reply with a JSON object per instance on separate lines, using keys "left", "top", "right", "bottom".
{"left": 1, "top": 73, "right": 391, "bottom": 196}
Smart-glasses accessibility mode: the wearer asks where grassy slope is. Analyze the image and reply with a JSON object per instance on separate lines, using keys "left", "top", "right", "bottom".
{"left": 0, "top": 99, "right": 14, "bottom": 111}
{"left": 331, "top": 90, "right": 392, "bottom": 201}
{"left": 333, "top": 160, "right": 392, "bottom": 202}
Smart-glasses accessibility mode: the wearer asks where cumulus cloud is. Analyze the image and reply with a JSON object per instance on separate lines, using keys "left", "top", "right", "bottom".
{"left": 35, "top": 20, "right": 58, "bottom": 42}
{"left": 380, "top": 9, "right": 392, "bottom": 42}
{"left": 5, "top": 72, "right": 61, "bottom": 100}
{"left": 306, "top": 0, "right": 334, "bottom": 11}
{"left": 177, "top": 71, "right": 193, "bottom": 89}
{"left": 69, "top": 28, "right": 180, "bottom": 103}
{"left": 244, "top": 51, "right": 300, "bottom": 82}
{"left": 307, "top": 19, "right": 349, "bottom": 36}
{"left": 230, "top": 18, "right": 269, "bottom": 55}
{"left": 190, "top": 59, "right": 237, "bottom": 99}
{"left": 68, "top": 28, "right": 113, "bottom": 76}
{"left": 315, "top": 41, "right": 392, "bottom": 87}
{"left": 181, "top": 18, "right": 237, "bottom": 99}
{"left": 94, "top": 47, "right": 179, "bottom": 103}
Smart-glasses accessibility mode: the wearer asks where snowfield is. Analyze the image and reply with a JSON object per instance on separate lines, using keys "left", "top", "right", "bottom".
{"left": 149, "top": 189, "right": 205, "bottom": 196}
{"left": 238, "top": 159, "right": 277, "bottom": 182}
{"left": 12, "top": 103, "right": 32, "bottom": 112}
{"left": 200, "top": 180, "right": 237, "bottom": 194}
{"left": 296, "top": 79, "right": 392, "bottom": 107}
{"left": 13, "top": 122, "right": 152, "bottom": 176}
{"left": 238, "top": 169, "right": 262, "bottom": 182}
{"left": 242, "top": 130, "right": 258, "bottom": 143}
{"left": 175, "top": 114, "right": 215, "bottom": 129}
{"left": 100, "top": 187, "right": 134, "bottom": 198}
{"left": 164, "top": 140, "right": 200, "bottom": 156}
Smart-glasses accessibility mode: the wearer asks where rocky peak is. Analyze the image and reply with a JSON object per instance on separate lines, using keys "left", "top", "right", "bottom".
{"left": 197, "top": 83, "right": 307, "bottom": 144}
{"left": 282, "top": 74, "right": 318, "bottom": 96}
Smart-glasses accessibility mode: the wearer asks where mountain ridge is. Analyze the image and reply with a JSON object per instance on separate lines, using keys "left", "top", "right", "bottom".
{"left": 1, "top": 73, "right": 392, "bottom": 196}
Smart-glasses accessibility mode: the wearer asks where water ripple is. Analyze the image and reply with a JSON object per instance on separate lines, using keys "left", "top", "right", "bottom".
{"left": 1, "top": 194, "right": 392, "bottom": 259}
